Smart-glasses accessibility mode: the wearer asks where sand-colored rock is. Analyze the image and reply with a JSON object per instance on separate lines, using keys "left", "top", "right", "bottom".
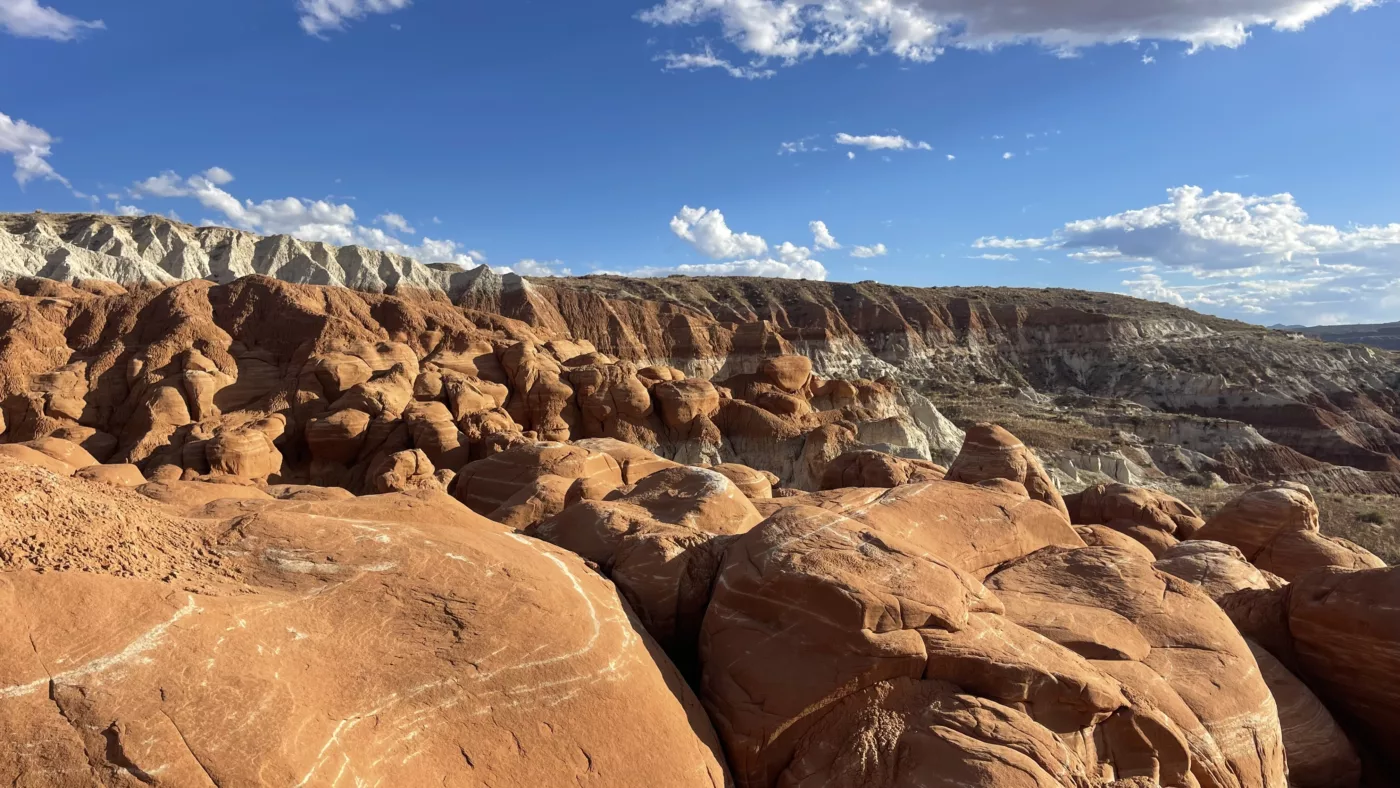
{"left": 1154, "top": 540, "right": 1285, "bottom": 600}
{"left": 368, "top": 449, "right": 440, "bottom": 493}
{"left": 986, "top": 546, "right": 1288, "bottom": 788}
{"left": 819, "top": 449, "right": 945, "bottom": 490}
{"left": 74, "top": 463, "right": 147, "bottom": 488}
{"left": 945, "top": 423, "right": 1069, "bottom": 518}
{"left": 1197, "top": 482, "right": 1385, "bottom": 580}
{"left": 712, "top": 463, "right": 776, "bottom": 498}
{"left": 1066, "top": 482, "right": 1205, "bottom": 540}
{"left": 1248, "top": 641, "right": 1361, "bottom": 788}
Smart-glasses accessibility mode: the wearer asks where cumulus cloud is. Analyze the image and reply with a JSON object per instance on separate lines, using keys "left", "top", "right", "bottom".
{"left": 850, "top": 243, "right": 888, "bottom": 258}
{"left": 989, "top": 185, "right": 1400, "bottom": 323}
{"left": 125, "top": 167, "right": 489, "bottom": 269}
{"left": 297, "top": 0, "right": 411, "bottom": 36}
{"left": 1003, "top": 152, "right": 1014, "bottom": 159}
{"left": 669, "top": 205, "right": 770, "bottom": 259}
{"left": 0, "top": 110, "right": 69, "bottom": 187}
{"left": 626, "top": 258, "right": 829, "bottom": 280}
{"left": 811, "top": 220, "right": 840, "bottom": 250}
{"left": 376, "top": 212, "right": 414, "bottom": 234}
{"left": 835, "top": 133, "right": 931, "bottom": 151}
{"left": 201, "top": 166, "right": 235, "bottom": 186}
{"left": 655, "top": 47, "right": 775, "bottom": 79}
{"left": 637, "top": 0, "right": 1378, "bottom": 72}
{"left": 0, "top": 0, "right": 102, "bottom": 40}
{"left": 498, "top": 259, "right": 572, "bottom": 276}
{"left": 656, "top": 206, "right": 829, "bottom": 279}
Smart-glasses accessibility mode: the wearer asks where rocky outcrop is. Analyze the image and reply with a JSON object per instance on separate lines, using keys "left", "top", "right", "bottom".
{"left": 0, "top": 461, "right": 731, "bottom": 786}
{"left": 945, "top": 423, "right": 1069, "bottom": 518}
{"left": 1196, "top": 482, "right": 1385, "bottom": 580}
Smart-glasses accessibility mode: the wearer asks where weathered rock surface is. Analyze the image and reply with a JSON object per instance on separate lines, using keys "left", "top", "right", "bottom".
{"left": 0, "top": 461, "right": 732, "bottom": 787}
{"left": 1196, "top": 482, "right": 1385, "bottom": 580}
{"left": 946, "top": 423, "right": 1069, "bottom": 518}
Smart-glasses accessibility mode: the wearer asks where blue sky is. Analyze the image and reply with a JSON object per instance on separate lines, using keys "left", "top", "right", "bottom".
{"left": 3, "top": 0, "right": 1399, "bottom": 325}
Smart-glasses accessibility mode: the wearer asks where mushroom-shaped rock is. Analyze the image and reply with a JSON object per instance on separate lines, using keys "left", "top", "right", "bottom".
{"left": 759, "top": 355, "right": 813, "bottom": 393}
{"left": 0, "top": 484, "right": 732, "bottom": 787}
{"left": 1196, "top": 482, "right": 1384, "bottom": 580}
{"left": 1066, "top": 482, "right": 1205, "bottom": 540}
{"left": 819, "top": 449, "right": 945, "bottom": 490}
{"left": 945, "top": 423, "right": 1068, "bottom": 519}
{"left": 712, "top": 463, "right": 776, "bottom": 499}
{"left": 206, "top": 428, "right": 283, "bottom": 481}
{"left": 454, "top": 442, "right": 624, "bottom": 522}
{"left": 368, "top": 449, "right": 440, "bottom": 494}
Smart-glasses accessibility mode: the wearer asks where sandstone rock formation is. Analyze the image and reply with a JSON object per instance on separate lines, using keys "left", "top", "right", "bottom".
{"left": 1196, "top": 482, "right": 1385, "bottom": 580}
{"left": 946, "top": 422, "right": 1069, "bottom": 518}
{"left": 1066, "top": 482, "right": 1205, "bottom": 556}
{"left": 0, "top": 458, "right": 732, "bottom": 786}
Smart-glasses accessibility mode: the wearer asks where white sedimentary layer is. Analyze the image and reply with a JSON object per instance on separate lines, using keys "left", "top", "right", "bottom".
{"left": 0, "top": 212, "right": 504, "bottom": 303}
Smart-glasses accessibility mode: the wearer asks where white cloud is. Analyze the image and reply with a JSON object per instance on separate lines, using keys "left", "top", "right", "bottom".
{"left": 297, "top": 0, "right": 411, "bottom": 36}
{"left": 627, "top": 258, "right": 829, "bottom": 280}
{"left": 851, "top": 243, "right": 888, "bottom": 258}
{"left": 946, "top": 154, "right": 956, "bottom": 161}
{"left": 992, "top": 185, "right": 1400, "bottom": 323}
{"left": 971, "top": 253, "right": 1017, "bottom": 261}
{"left": 1143, "top": 54, "right": 1157, "bottom": 64}
{"left": 124, "top": 168, "right": 489, "bottom": 269}
{"left": 835, "top": 133, "right": 931, "bottom": 151}
{"left": 669, "top": 205, "right": 769, "bottom": 259}
{"left": 498, "top": 259, "right": 571, "bottom": 277}
{"left": 113, "top": 202, "right": 141, "bottom": 217}
{"left": 847, "top": 151, "right": 855, "bottom": 160}
{"left": 656, "top": 47, "right": 775, "bottom": 79}
{"left": 637, "top": 0, "right": 1379, "bottom": 72}
{"left": 201, "top": 166, "right": 235, "bottom": 186}
{"left": 0, "top": 110, "right": 69, "bottom": 187}
{"left": 0, "top": 0, "right": 102, "bottom": 41}
{"left": 974, "top": 235, "right": 1047, "bottom": 249}
{"left": 1003, "top": 151, "right": 1014, "bottom": 159}
{"left": 810, "top": 220, "right": 840, "bottom": 250}
{"left": 376, "top": 212, "right": 414, "bottom": 234}
{"left": 779, "top": 138, "right": 824, "bottom": 155}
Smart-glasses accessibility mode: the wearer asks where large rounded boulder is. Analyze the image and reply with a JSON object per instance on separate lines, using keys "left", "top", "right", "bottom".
{"left": 0, "top": 470, "right": 732, "bottom": 787}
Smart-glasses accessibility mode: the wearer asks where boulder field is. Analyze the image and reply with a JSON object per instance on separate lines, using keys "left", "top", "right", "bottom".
{"left": 2, "top": 413, "right": 1394, "bottom": 787}
{"left": 0, "top": 264, "right": 1396, "bottom": 786}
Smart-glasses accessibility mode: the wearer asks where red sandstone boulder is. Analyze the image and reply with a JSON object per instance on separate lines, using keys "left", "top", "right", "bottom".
{"left": 945, "top": 423, "right": 1069, "bottom": 518}
{"left": 819, "top": 449, "right": 946, "bottom": 490}
{"left": 1066, "top": 482, "right": 1205, "bottom": 541}
{"left": 759, "top": 355, "right": 813, "bottom": 394}
{"left": 454, "top": 442, "right": 623, "bottom": 523}
{"left": 712, "top": 463, "right": 777, "bottom": 499}
{"left": 1196, "top": 482, "right": 1385, "bottom": 580}
{"left": 0, "top": 471, "right": 731, "bottom": 786}
{"left": 1153, "top": 540, "right": 1285, "bottom": 600}
{"left": 1287, "top": 566, "right": 1400, "bottom": 755}
{"left": 368, "top": 449, "right": 440, "bottom": 494}
{"left": 74, "top": 463, "right": 147, "bottom": 488}
{"left": 986, "top": 546, "right": 1288, "bottom": 788}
